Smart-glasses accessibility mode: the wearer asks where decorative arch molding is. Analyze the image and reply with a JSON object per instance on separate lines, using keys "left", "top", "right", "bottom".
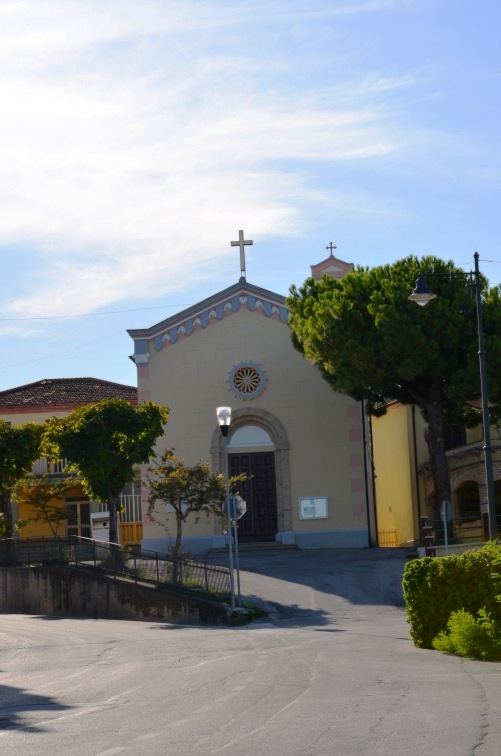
{"left": 423, "top": 460, "right": 501, "bottom": 518}
{"left": 210, "top": 407, "right": 292, "bottom": 534}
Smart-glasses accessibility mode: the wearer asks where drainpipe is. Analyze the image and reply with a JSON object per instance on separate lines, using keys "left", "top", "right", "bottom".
{"left": 412, "top": 405, "right": 422, "bottom": 540}
{"left": 361, "top": 401, "right": 377, "bottom": 547}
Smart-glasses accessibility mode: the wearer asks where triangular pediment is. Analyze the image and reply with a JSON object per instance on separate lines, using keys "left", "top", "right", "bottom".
{"left": 128, "top": 282, "right": 288, "bottom": 364}
{"left": 311, "top": 255, "right": 353, "bottom": 281}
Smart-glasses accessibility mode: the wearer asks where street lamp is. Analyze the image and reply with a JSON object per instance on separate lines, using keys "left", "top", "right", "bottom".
{"left": 409, "top": 252, "right": 497, "bottom": 540}
{"left": 216, "top": 406, "right": 236, "bottom": 610}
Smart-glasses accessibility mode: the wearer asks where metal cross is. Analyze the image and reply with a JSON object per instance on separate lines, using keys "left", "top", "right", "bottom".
{"left": 231, "top": 230, "right": 253, "bottom": 280}
{"left": 326, "top": 242, "right": 337, "bottom": 257}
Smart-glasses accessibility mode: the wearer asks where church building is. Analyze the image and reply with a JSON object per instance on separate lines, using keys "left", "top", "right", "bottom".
{"left": 128, "top": 234, "right": 375, "bottom": 555}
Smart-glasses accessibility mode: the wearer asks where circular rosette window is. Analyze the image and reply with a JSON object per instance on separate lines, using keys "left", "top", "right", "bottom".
{"left": 229, "top": 362, "right": 266, "bottom": 399}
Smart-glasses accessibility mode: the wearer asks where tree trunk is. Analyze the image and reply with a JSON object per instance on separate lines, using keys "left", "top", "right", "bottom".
{"left": 108, "top": 491, "right": 120, "bottom": 544}
{"left": 0, "top": 490, "right": 14, "bottom": 537}
{"left": 424, "top": 397, "right": 452, "bottom": 539}
{"left": 172, "top": 515, "right": 183, "bottom": 584}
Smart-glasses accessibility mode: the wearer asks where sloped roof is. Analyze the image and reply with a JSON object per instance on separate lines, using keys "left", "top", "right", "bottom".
{"left": 128, "top": 280, "right": 287, "bottom": 340}
{"left": 0, "top": 378, "right": 137, "bottom": 408}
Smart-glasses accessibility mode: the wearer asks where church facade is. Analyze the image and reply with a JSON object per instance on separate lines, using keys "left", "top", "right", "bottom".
{"left": 129, "top": 237, "right": 375, "bottom": 555}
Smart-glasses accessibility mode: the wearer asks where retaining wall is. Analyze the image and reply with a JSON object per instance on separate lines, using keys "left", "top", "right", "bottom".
{"left": 0, "top": 567, "right": 230, "bottom": 625}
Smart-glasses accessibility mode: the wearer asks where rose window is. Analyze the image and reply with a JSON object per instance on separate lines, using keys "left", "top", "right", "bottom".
{"left": 229, "top": 362, "right": 266, "bottom": 399}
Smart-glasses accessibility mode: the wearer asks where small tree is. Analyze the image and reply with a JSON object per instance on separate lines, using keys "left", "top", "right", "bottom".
{"left": 0, "top": 421, "right": 44, "bottom": 537}
{"left": 42, "top": 399, "right": 169, "bottom": 544}
{"left": 19, "top": 474, "right": 78, "bottom": 536}
{"left": 146, "top": 449, "right": 245, "bottom": 573}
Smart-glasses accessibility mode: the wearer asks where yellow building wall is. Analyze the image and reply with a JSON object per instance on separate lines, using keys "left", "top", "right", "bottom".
{"left": 17, "top": 483, "right": 86, "bottom": 538}
{"left": 4, "top": 408, "right": 143, "bottom": 545}
{"left": 372, "top": 403, "right": 419, "bottom": 546}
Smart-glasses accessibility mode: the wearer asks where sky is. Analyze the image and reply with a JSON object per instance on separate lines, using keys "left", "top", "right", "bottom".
{"left": 0, "top": 0, "right": 500, "bottom": 391}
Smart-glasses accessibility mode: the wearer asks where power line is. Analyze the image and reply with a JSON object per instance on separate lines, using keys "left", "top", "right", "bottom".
{"left": 0, "top": 302, "right": 193, "bottom": 322}
{"left": 0, "top": 330, "right": 126, "bottom": 371}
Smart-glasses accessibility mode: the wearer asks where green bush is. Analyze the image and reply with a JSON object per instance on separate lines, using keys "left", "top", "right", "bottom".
{"left": 433, "top": 608, "right": 501, "bottom": 661}
{"left": 402, "top": 542, "right": 501, "bottom": 649}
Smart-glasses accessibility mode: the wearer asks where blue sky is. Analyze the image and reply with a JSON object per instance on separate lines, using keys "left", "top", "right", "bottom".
{"left": 0, "top": 0, "right": 500, "bottom": 391}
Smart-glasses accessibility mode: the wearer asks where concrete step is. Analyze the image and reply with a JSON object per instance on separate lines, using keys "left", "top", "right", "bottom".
{"left": 207, "top": 542, "right": 298, "bottom": 557}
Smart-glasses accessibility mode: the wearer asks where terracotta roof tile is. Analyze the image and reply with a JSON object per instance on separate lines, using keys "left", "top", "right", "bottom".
{"left": 0, "top": 378, "right": 137, "bottom": 408}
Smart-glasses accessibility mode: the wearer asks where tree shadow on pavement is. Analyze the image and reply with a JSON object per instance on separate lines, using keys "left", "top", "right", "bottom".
{"left": 150, "top": 600, "right": 338, "bottom": 630}
{"left": 0, "top": 683, "right": 71, "bottom": 732}
{"left": 230, "top": 549, "right": 409, "bottom": 608}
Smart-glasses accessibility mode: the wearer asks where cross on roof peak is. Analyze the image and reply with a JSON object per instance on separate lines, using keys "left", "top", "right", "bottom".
{"left": 231, "top": 230, "right": 253, "bottom": 281}
{"left": 326, "top": 242, "right": 337, "bottom": 257}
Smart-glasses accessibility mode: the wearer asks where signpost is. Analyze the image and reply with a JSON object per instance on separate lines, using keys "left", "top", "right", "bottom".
{"left": 232, "top": 495, "right": 247, "bottom": 605}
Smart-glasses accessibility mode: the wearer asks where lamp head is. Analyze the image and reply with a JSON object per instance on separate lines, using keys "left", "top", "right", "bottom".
{"left": 216, "top": 406, "right": 232, "bottom": 437}
{"left": 409, "top": 273, "right": 437, "bottom": 306}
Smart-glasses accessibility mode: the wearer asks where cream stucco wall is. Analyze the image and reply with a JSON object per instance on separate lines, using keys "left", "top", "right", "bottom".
{"left": 137, "top": 306, "right": 369, "bottom": 546}
{"left": 0, "top": 409, "right": 70, "bottom": 426}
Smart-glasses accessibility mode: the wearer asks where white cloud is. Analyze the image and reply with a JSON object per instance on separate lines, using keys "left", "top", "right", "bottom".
{"left": 0, "top": 0, "right": 416, "bottom": 317}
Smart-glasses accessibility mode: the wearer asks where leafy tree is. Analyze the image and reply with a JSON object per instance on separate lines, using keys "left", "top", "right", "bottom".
{"left": 287, "top": 255, "right": 501, "bottom": 515}
{"left": 42, "top": 399, "right": 169, "bottom": 544}
{"left": 19, "top": 474, "right": 78, "bottom": 536}
{"left": 146, "top": 449, "right": 245, "bottom": 573}
{"left": 0, "top": 421, "right": 44, "bottom": 537}
{"left": 0, "top": 513, "right": 27, "bottom": 538}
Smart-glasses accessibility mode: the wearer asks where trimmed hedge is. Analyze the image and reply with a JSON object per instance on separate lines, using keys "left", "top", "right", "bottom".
{"left": 402, "top": 542, "right": 501, "bottom": 649}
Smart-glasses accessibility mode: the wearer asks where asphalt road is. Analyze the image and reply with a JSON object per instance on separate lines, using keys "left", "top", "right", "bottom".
{"left": 1, "top": 548, "right": 500, "bottom": 755}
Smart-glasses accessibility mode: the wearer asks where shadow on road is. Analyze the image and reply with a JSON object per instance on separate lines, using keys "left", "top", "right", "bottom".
{"left": 0, "top": 683, "right": 71, "bottom": 732}
{"left": 223, "top": 549, "right": 411, "bottom": 608}
{"left": 150, "top": 602, "right": 339, "bottom": 630}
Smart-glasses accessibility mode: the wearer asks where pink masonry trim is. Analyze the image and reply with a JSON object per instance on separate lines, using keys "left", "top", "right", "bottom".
{"left": 138, "top": 390, "right": 150, "bottom": 402}
{"left": 352, "top": 503, "right": 365, "bottom": 517}
{"left": 137, "top": 366, "right": 150, "bottom": 379}
{"left": 349, "top": 455, "right": 363, "bottom": 468}
{"left": 349, "top": 428, "right": 362, "bottom": 442}
{"left": 351, "top": 479, "right": 364, "bottom": 492}
{"left": 347, "top": 403, "right": 361, "bottom": 418}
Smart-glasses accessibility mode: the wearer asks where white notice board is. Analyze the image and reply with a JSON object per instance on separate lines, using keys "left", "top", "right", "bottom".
{"left": 299, "top": 497, "right": 328, "bottom": 520}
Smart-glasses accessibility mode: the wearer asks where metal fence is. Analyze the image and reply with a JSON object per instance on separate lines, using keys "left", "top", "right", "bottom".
{"left": 98, "top": 495, "right": 142, "bottom": 523}
{"left": 427, "top": 517, "right": 485, "bottom": 546}
{"left": 0, "top": 537, "right": 230, "bottom": 597}
{"left": 420, "top": 515, "right": 501, "bottom": 549}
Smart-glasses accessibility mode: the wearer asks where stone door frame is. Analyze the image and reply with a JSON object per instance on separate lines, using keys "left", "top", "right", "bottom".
{"left": 210, "top": 407, "right": 291, "bottom": 533}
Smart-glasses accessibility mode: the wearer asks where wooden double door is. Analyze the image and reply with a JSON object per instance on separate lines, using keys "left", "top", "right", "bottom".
{"left": 229, "top": 452, "right": 278, "bottom": 542}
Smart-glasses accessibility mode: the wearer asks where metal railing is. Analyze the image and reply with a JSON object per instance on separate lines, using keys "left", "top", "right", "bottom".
{"left": 421, "top": 515, "right": 501, "bottom": 548}
{"left": 32, "top": 457, "right": 69, "bottom": 475}
{"left": 98, "top": 495, "right": 142, "bottom": 523}
{"left": 0, "top": 537, "right": 230, "bottom": 597}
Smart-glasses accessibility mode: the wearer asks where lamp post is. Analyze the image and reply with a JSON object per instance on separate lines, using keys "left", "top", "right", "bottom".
{"left": 216, "top": 406, "right": 236, "bottom": 610}
{"left": 409, "top": 252, "right": 497, "bottom": 540}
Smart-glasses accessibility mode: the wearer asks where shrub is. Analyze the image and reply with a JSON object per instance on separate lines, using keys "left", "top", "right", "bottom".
{"left": 433, "top": 608, "right": 501, "bottom": 661}
{"left": 402, "top": 542, "right": 501, "bottom": 649}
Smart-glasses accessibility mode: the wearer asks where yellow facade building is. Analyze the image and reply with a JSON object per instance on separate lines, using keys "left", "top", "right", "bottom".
{"left": 0, "top": 377, "right": 141, "bottom": 544}
{"left": 371, "top": 400, "right": 501, "bottom": 547}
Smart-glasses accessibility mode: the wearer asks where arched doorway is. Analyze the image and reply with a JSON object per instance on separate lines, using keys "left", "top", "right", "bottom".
{"left": 211, "top": 408, "right": 291, "bottom": 540}
{"left": 228, "top": 425, "right": 277, "bottom": 542}
{"left": 456, "top": 481, "right": 480, "bottom": 522}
